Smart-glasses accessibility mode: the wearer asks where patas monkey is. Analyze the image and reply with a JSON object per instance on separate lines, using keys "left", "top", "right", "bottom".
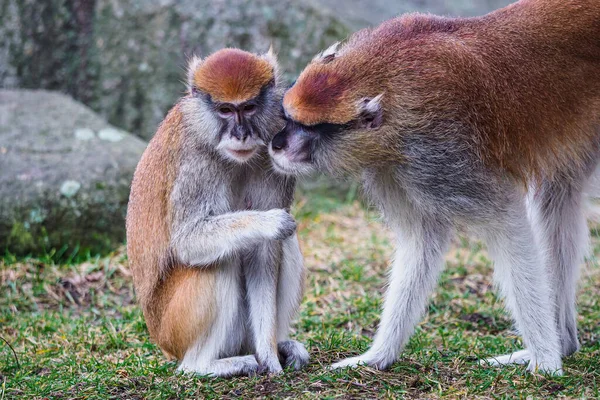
{"left": 127, "top": 48, "right": 309, "bottom": 377}
{"left": 270, "top": 0, "right": 600, "bottom": 375}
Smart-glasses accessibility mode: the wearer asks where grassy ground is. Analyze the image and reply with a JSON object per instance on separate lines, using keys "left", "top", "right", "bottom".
{"left": 1, "top": 192, "right": 599, "bottom": 399}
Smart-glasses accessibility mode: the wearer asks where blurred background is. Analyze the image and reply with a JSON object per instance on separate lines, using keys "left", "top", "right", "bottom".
{"left": 0, "top": 0, "right": 513, "bottom": 258}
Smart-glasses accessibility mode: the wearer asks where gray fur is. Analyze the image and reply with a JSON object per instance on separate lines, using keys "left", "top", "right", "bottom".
{"left": 272, "top": 107, "right": 600, "bottom": 375}
{"left": 172, "top": 79, "right": 308, "bottom": 377}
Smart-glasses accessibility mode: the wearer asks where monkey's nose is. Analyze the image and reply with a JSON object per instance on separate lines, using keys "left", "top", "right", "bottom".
{"left": 271, "top": 130, "right": 288, "bottom": 151}
{"left": 232, "top": 125, "right": 250, "bottom": 142}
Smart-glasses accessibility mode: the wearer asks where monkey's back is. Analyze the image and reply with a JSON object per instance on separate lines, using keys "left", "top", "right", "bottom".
{"left": 126, "top": 104, "right": 216, "bottom": 359}
{"left": 466, "top": 0, "right": 600, "bottom": 180}
{"left": 292, "top": 0, "right": 600, "bottom": 181}
{"left": 386, "top": 0, "right": 600, "bottom": 181}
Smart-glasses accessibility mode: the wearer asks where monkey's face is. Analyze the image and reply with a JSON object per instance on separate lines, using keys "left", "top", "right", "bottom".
{"left": 186, "top": 48, "right": 284, "bottom": 164}
{"left": 269, "top": 42, "right": 389, "bottom": 176}
{"left": 202, "top": 85, "right": 281, "bottom": 164}
{"left": 270, "top": 84, "right": 385, "bottom": 176}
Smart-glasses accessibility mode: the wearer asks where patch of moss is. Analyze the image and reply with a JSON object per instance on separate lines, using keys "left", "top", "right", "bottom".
{"left": 7, "top": 222, "right": 36, "bottom": 252}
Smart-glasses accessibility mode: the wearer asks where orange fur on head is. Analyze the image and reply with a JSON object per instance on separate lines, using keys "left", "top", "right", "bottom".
{"left": 283, "top": 38, "right": 387, "bottom": 126}
{"left": 284, "top": 67, "right": 357, "bottom": 125}
{"left": 193, "top": 48, "right": 274, "bottom": 103}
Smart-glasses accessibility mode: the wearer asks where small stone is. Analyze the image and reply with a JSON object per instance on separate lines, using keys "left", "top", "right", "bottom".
{"left": 60, "top": 180, "right": 81, "bottom": 198}
{"left": 74, "top": 128, "right": 95, "bottom": 141}
{"left": 98, "top": 128, "right": 124, "bottom": 142}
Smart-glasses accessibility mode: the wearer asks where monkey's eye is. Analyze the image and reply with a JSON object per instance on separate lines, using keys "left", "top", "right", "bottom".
{"left": 243, "top": 104, "right": 256, "bottom": 113}
{"left": 218, "top": 106, "right": 234, "bottom": 116}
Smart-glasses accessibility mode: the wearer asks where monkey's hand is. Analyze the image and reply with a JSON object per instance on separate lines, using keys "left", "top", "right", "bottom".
{"left": 264, "top": 209, "right": 297, "bottom": 240}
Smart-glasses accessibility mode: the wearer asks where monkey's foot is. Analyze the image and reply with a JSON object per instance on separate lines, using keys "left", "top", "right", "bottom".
{"left": 330, "top": 351, "right": 392, "bottom": 371}
{"left": 481, "top": 350, "right": 563, "bottom": 376}
{"left": 278, "top": 340, "right": 310, "bottom": 370}
{"left": 526, "top": 358, "right": 563, "bottom": 376}
{"left": 256, "top": 355, "right": 283, "bottom": 376}
{"left": 178, "top": 355, "right": 260, "bottom": 378}
{"left": 481, "top": 350, "right": 531, "bottom": 366}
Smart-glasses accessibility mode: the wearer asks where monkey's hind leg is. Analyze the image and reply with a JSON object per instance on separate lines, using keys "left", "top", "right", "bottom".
{"left": 331, "top": 206, "right": 452, "bottom": 371}
{"left": 530, "top": 178, "right": 587, "bottom": 357}
{"left": 176, "top": 261, "right": 257, "bottom": 378}
{"left": 481, "top": 195, "right": 563, "bottom": 375}
{"left": 276, "top": 234, "right": 309, "bottom": 370}
{"left": 177, "top": 316, "right": 257, "bottom": 378}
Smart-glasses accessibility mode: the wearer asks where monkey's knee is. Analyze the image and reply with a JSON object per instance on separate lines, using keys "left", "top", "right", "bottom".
{"left": 157, "top": 311, "right": 212, "bottom": 361}
{"left": 155, "top": 269, "right": 216, "bottom": 360}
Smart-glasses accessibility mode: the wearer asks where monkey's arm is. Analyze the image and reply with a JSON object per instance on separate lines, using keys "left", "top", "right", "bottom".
{"left": 171, "top": 209, "right": 296, "bottom": 266}
{"left": 243, "top": 240, "right": 284, "bottom": 374}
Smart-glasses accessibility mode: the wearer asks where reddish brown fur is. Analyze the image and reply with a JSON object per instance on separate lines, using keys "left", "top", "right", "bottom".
{"left": 193, "top": 48, "right": 274, "bottom": 103}
{"left": 285, "top": 0, "right": 600, "bottom": 180}
{"left": 154, "top": 267, "right": 216, "bottom": 360}
{"left": 126, "top": 105, "right": 216, "bottom": 359}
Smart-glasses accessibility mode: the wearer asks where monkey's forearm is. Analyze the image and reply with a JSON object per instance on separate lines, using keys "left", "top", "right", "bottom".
{"left": 171, "top": 209, "right": 296, "bottom": 266}
{"left": 243, "top": 241, "right": 282, "bottom": 373}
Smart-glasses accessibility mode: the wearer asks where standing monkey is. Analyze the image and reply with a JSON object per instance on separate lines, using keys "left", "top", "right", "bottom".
{"left": 127, "top": 48, "right": 309, "bottom": 377}
{"left": 270, "top": 0, "right": 600, "bottom": 375}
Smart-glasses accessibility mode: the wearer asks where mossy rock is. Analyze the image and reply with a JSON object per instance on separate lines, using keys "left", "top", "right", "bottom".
{"left": 0, "top": 89, "right": 146, "bottom": 256}
{"left": 0, "top": 0, "right": 351, "bottom": 140}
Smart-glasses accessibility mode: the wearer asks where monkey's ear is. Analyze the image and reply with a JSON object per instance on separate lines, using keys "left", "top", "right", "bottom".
{"left": 357, "top": 94, "right": 384, "bottom": 129}
{"left": 262, "top": 45, "right": 279, "bottom": 76}
{"left": 312, "top": 41, "right": 340, "bottom": 63}
{"left": 187, "top": 55, "right": 203, "bottom": 91}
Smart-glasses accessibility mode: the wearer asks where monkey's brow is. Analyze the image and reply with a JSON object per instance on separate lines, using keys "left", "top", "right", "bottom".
{"left": 206, "top": 82, "right": 273, "bottom": 107}
{"left": 290, "top": 120, "right": 352, "bottom": 136}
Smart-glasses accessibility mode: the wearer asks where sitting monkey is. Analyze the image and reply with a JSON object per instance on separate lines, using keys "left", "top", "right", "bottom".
{"left": 126, "top": 48, "right": 309, "bottom": 377}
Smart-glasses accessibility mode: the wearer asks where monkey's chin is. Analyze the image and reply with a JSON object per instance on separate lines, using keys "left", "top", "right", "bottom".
{"left": 270, "top": 155, "right": 315, "bottom": 176}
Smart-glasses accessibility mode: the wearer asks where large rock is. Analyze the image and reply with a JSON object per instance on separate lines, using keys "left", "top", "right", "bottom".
{"left": 0, "top": 90, "right": 146, "bottom": 256}
{"left": 0, "top": 0, "right": 349, "bottom": 139}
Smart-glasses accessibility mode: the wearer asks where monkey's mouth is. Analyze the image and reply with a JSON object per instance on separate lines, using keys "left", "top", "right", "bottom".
{"left": 229, "top": 148, "right": 255, "bottom": 157}
{"left": 224, "top": 147, "right": 258, "bottom": 162}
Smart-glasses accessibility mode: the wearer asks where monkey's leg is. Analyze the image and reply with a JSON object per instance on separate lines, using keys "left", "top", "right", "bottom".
{"left": 530, "top": 179, "right": 586, "bottom": 357}
{"left": 482, "top": 196, "right": 563, "bottom": 375}
{"left": 243, "top": 242, "right": 284, "bottom": 375}
{"left": 177, "top": 259, "right": 257, "bottom": 378}
{"left": 331, "top": 209, "right": 452, "bottom": 370}
{"left": 276, "top": 234, "right": 309, "bottom": 370}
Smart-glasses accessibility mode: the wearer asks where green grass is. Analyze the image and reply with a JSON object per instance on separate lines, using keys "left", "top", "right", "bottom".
{"left": 1, "top": 193, "right": 599, "bottom": 399}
